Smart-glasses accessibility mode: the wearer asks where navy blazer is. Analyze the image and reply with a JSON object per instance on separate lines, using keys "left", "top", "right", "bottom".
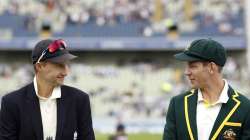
{"left": 0, "top": 83, "right": 95, "bottom": 140}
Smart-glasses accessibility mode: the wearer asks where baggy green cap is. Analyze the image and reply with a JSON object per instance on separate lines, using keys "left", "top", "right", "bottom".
{"left": 174, "top": 38, "right": 227, "bottom": 66}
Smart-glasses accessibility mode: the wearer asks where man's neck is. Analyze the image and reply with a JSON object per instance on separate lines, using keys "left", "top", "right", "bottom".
{"left": 36, "top": 76, "right": 55, "bottom": 98}
{"left": 200, "top": 79, "right": 225, "bottom": 104}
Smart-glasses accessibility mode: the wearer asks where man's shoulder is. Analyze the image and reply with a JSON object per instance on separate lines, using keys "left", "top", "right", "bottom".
{"left": 61, "top": 85, "right": 91, "bottom": 105}
{"left": 61, "top": 85, "right": 89, "bottom": 97}
{"left": 2, "top": 83, "right": 32, "bottom": 102}
{"left": 235, "top": 91, "right": 250, "bottom": 106}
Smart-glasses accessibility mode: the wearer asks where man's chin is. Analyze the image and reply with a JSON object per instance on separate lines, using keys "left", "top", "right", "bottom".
{"left": 58, "top": 81, "right": 64, "bottom": 85}
{"left": 189, "top": 83, "right": 198, "bottom": 89}
{"left": 55, "top": 80, "right": 64, "bottom": 86}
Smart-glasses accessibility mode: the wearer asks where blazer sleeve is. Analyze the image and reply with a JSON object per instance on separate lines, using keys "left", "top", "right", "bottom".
{"left": 241, "top": 108, "right": 250, "bottom": 140}
{"left": 0, "top": 96, "right": 19, "bottom": 140}
{"left": 163, "top": 97, "right": 177, "bottom": 140}
{"left": 76, "top": 94, "right": 95, "bottom": 140}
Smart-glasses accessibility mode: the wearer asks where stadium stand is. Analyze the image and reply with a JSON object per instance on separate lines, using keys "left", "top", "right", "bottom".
{"left": 0, "top": 0, "right": 245, "bottom": 37}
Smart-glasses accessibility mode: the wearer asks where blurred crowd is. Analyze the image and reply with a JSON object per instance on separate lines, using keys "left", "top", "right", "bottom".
{"left": 0, "top": 0, "right": 245, "bottom": 36}
{"left": 0, "top": 56, "right": 249, "bottom": 120}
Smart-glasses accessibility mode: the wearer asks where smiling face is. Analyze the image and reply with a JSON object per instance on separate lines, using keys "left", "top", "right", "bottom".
{"left": 37, "top": 61, "right": 69, "bottom": 87}
{"left": 184, "top": 61, "right": 211, "bottom": 89}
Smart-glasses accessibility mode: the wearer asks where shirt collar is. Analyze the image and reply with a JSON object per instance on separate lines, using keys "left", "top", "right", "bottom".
{"left": 33, "top": 76, "right": 61, "bottom": 100}
{"left": 198, "top": 79, "right": 229, "bottom": 105}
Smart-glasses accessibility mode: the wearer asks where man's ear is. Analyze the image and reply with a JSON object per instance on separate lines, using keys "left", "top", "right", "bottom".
{"left": 210, "top": 62, "right": 219, "bottom": 74}
{"left": 34, "top": 62, "right": 45, "bottom": 72}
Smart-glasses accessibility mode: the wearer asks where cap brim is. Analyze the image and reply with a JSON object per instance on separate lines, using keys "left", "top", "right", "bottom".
{"left": 47, "top": 53, "right": 77, "bottom": 64}
{"left": 174, "top": 52, "right": 204, "bottom": 62}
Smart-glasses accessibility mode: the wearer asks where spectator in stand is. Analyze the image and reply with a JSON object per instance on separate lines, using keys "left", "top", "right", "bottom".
{"left": 109, "top": 123, "right": 128, "bottom": 140}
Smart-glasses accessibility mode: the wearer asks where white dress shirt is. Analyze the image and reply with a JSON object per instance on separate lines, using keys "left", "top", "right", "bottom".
{"left": 196, "top": 80, "right": 229, "bottom": 140}
{"left": 34, "top": 77, "right": 61, "bottom": 140}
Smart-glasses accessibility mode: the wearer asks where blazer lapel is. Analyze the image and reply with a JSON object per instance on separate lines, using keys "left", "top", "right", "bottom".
{"left": 184, "top": 89, "right": 198, "bottom": 140}
{"left": 209, "top": 87, "right": 240, "bottom": 140}
{"left": 26, "top": 83, "right": 43, "bottom": 140}
{"left": 55, "top": 86, "right": 68, "bottom": 140}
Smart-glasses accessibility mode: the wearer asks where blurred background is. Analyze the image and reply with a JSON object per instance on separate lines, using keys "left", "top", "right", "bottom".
{"left": 0, "top": 0, "right": 250, "bottom": 140}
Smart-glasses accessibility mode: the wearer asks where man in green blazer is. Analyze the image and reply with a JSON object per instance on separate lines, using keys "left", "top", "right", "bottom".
{"left": 163, "top": 38, "right": 250, "bottom": 140}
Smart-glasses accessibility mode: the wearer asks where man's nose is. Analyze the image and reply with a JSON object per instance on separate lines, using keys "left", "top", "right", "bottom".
{"left": 62, "top": 64, "right": 70, "bottom": 76}
{"left": 184, "top": 67, "right": 191, "bottom": 76}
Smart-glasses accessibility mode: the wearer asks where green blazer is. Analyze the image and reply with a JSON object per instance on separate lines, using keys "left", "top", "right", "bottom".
{"left": 163, "top": 86, "right": 250, "bottom": 140}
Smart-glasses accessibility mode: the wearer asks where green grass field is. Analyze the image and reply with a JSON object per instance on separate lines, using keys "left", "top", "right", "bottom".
{"left": 96, "top": 133, "right": 162, "bottom": 140}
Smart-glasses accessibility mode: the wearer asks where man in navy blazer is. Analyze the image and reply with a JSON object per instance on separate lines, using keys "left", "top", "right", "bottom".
{"left": 0, "top": 39, "right": 95, "bottom": 140}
